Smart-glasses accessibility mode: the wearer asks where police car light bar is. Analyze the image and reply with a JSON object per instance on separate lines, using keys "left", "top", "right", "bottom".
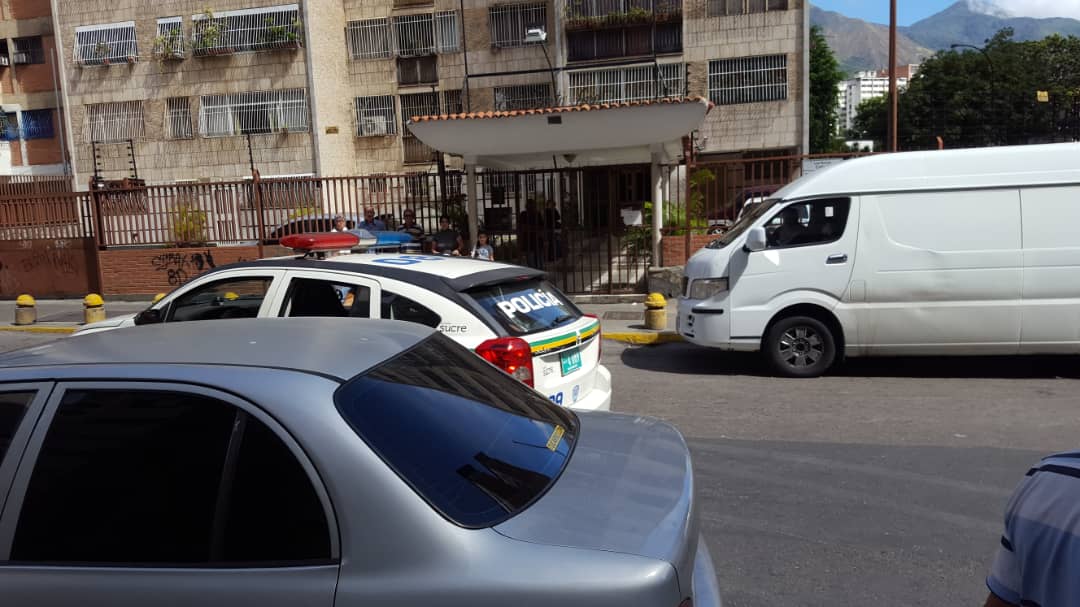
{"left": 280, "top": 232, "right": 361, "bottom": 252}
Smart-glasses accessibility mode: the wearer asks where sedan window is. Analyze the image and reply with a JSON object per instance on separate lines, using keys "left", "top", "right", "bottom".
{"left": 168, "top": 277, "right": 272, "bottom": 322}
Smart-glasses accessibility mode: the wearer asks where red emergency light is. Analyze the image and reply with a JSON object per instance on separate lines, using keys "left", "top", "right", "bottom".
{"left": 280, "top": 232, "right": 361, "bottom": 252}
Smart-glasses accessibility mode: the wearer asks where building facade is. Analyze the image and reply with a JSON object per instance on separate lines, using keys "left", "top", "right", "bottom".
{"left": 50, "top": 0, "right": 807, "bottom": 185}
{"left": 0, "top": 0, "right": 67, "bottom": 175}
{"left": 837, "top": 64, "right": 918, "bottom": 134}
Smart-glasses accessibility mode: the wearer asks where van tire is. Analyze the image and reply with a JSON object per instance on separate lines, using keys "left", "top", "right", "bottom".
{"left": 764, "top": 315, "right": 836, "bottom": 378}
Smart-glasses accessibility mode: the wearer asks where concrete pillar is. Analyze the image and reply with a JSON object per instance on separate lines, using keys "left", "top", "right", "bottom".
{"left": 651, "top": 151, "right": 664, "bottom": 265}
{"left": 466, "top": 160, "right": 479, "bottom": 250}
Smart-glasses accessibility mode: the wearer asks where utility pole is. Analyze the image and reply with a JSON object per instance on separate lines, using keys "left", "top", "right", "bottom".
{"left": 887, "top": 0, "right": 898, "bottom": 152}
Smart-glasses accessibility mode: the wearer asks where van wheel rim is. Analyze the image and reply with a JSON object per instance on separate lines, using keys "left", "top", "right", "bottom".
{"left": 778, "top": 326, "right": 823, "bottom": 368}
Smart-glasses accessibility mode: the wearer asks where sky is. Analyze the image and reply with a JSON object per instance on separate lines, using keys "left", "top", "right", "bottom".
{"left": 811, "top": 0, "right": 1080, "bottom": 26}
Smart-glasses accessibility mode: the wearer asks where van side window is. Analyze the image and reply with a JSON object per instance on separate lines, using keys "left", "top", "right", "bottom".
{"left": 766, "top": 198, "right": 850, "bottom": 249}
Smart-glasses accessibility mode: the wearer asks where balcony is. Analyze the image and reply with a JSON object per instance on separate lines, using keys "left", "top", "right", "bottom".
{"left": 191, "top": 5, "right": 303, "bottom": 57}
{"left": 564, "top": 0, "right": 682, "bottom": 31}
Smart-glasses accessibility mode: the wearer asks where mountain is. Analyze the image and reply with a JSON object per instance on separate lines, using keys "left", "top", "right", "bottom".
{"left": 810, "top": 6, "right": 934, "bottom": 74}
{"left": 902, "top": 1, "right": 1080, "bottom": 50}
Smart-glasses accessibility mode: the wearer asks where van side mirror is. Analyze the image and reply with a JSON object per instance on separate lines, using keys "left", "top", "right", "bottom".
{"left": 134, "top": 308, "right": 163, "bottom": 325}
{"left": 743, "top": 226, "right": 767, "bottom": 253}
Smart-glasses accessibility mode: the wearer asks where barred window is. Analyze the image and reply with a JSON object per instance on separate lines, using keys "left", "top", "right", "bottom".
{"left": 708, "top": 0, "right": 787, "bottom": 17}
{"left": 567, "top": 63, "right": 684, "bottom": 104}
{"left": 74, "top": 21, "right": 138, "bottom": 66}
{"left": 167, "top": 97, "right": 194, "bottom": 139}
{"left": 190, "top": 4, "right": 302, "bottom": 57}
{"left": 494, "top": 84, "right": 552, "bottom": 111}
{"left": 155, "top": 17, "right": 186, "bottom": 59}
{"left": 1, "top": 113, "right": 19, "bottom": 141}
{"left": 435, "top": 11, "right": 460, "bottom": 53}
{"left": 709, "top": 55, "right": 787, "bottom": 105}
{"left": 443, "top": 89, "right": 463, "bottom": 115}
{"left": 85, "top": 101, "right": 145, "bottom": 143}
{"left": 22, "top": 110, "right": 55, "bottom": 140}
{"left": 348, "top": 11, "right": 459, "bottom": 60}
{"left": 489, "top": 3, "right": 546, "bottom": 49}
{"left": 356, "top": 95, "right": 397, "bottom": 137}
{"left": 12, "top": 37, "right": 45, "bottom": 65}
{"left": 347, "top": 18, "right": 391, "bottom": 59}
{"left": 400, "top": 92, "right": 439, "bottom": 164}
{"left": 199, "top": 89, "right": 309, "bottom": 137}
{"left": 394, "top": 14, "right": 435, "bottom": 57}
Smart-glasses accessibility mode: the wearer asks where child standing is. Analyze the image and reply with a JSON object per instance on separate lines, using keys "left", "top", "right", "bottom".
{"left": 471, "top": 231, "right": 495, "bottom": 261}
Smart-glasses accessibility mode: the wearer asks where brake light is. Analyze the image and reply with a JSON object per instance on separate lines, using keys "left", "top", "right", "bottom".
{"left": 280, "top": 232, "right": 360, "bottom": 252}
{"left": 584, "top": 313, "right": 601, "bottom": 357}
{"left": 476, "top": 337, "right": 534, "bottom": 387}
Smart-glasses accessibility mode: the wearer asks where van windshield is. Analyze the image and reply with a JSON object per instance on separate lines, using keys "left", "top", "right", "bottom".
{"left": 706, "top": 197, "right": 783, "bottom": 249}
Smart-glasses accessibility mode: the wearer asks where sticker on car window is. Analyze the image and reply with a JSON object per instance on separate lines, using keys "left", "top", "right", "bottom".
{"left": 495, "top": 290, "right": 564, "bottom": 318}
{"left": 546, "top": 425, "right": 565, "bottom": 451}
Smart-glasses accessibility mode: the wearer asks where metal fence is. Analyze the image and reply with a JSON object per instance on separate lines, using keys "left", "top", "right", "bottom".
{"left": 0, "top": 192, "right": 93, "bottom": 241}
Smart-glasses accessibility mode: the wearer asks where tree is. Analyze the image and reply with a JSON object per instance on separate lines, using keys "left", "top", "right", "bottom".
{"left": 809, "top": 25, "right": 846, "bottom": 153}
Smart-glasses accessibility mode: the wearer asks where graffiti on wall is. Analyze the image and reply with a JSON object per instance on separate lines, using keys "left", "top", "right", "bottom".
{"left": 0, "top": 239, "right": 95, "bottom": 298}
{"left": 150, "top": 250, "right": 218, "bottom": 286}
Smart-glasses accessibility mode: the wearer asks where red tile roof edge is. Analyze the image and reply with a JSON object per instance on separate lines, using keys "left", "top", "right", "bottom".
{"left": 408, "top": 96, "right": 713, "bottom": 124}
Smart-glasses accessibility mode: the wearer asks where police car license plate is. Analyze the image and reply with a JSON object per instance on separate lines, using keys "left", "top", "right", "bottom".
{"left": 560, "top": 348, "right": 582, "bottom": 376}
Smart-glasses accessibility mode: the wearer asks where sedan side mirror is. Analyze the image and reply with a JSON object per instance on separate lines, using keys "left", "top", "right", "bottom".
{"left": 743, "top": 226, "right": 767, "bottom": 253}
{"left": 134, "top": 308, "right": 163, "bottom": 325}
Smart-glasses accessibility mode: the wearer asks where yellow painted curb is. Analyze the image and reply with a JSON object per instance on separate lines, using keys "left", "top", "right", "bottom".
{"left": 0, "top": 325, "right": 78, "bottom": 335}
{"left": 603, "top": 332, "right": 684, "bottom": 345}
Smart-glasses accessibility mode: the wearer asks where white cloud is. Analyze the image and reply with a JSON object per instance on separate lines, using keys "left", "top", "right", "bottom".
{"left": 970, "top": 0, "right": 1080, "bottom": 20}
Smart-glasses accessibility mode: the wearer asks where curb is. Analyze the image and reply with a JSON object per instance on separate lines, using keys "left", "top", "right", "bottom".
{"left": 0, "top": 325, "right": 78, "bottom": 335}
{"left": 603, "top": 331, "right": 684, "bottom": 345}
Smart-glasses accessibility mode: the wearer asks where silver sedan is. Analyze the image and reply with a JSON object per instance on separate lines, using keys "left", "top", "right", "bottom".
{"left": 0, "top": 318, "right": 721, "bottom": 607}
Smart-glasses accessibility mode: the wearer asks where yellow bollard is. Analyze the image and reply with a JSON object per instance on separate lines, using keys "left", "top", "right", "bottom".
{"left": 644, "top": 292, "right": 667, "bottom": 331}
{"left": 14, "top": 294, "right": 36, "bottom": 326}
{"left": 84, "top": 293, "right": 106, "bottom": 324}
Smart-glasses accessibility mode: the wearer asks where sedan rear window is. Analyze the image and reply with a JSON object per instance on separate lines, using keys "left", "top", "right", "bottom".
{"left": 335, "top": 334, "right": 577, "bottom": 528}
{"left": 466, "top": 279, "right": 581, "bottom": 335}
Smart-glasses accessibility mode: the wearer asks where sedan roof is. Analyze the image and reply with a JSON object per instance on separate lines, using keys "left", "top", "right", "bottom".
{"left": 0, "top": 318, "right": 433, "bottom": 381}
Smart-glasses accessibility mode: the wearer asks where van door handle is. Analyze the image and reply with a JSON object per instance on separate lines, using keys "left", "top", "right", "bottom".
{"left": 826, "top": 254, "right": 848, "bottom": 265}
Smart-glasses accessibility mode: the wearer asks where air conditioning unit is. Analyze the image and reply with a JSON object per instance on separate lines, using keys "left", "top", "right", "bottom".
{"left": 12, "top": 52, "right": 30, "bottom": 65}
{"left": 362, "top": 116, "right": 389, "bottom": 137}
{"left": 0, "top": 56, "right": 9, "bottom": 67}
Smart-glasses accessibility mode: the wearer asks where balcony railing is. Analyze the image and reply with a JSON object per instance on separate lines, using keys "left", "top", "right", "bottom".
{"left": 564, "top": 0, "right": 681, "bottom": 30}
{"left": 74, "top": 22, "right": 139, "bottom": 66}
{"left": 191, "top": 5, "right": 302, "bottom": 57}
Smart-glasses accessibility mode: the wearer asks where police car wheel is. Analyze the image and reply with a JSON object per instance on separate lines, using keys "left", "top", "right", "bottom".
{"left": 764, "top": 315, "right": 836, "bottom": 378}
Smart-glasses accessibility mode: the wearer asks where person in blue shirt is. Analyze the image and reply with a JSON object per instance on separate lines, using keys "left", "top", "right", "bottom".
{"left": 359, "top": 207, "right": 386, "bottom": 231}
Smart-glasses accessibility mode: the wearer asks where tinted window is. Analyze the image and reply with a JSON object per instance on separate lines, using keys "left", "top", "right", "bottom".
{"left": 381, "top": 290, "right": 440, "bottom": 328}
{"left": 766, "top": 198, "right": 850, "bottom": 249}
{"left": 168, "top": 277, "right": 271, "bottom": 322}
{"left": 0, "top": 392, "right": 34, "bottom": 462}
{"left": 282, "top": 277, "right": 371, "bottom": 318}
{"left": 335, "top": 335, "right": 577, "bottom": 527}
{"left": 12, "top": 389, "right": 330, "bottom": 564}
{"left": 467, "top": 280, "right": 579, "bottom": 335}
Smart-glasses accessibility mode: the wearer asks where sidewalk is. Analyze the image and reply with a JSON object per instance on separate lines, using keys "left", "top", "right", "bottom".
{"left": 0, "top": 298, "right": 682, "bottom": 344}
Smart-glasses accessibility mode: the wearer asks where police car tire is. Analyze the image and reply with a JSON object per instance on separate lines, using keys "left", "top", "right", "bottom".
{"left": 763, "top": 315, "right": 836, "bottom": 378}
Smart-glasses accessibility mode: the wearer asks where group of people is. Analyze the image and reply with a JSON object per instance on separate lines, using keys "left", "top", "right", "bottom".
{"left": 331, "top": 209, "right": 494, "bottom": 261}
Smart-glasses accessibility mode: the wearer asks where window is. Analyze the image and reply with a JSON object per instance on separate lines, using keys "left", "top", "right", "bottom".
{"left": 356, "top": 95, "right": 396, "bottom": 137}
{"left": 190, "top": 4, "right": 302, "bottom": 56}
{"left": 566, "top": 23, "right": 681, "bottom": 61}
{"left": 1, "top": 113, "right": 19, "bottom": 141}
{"left": 396, "top": 55, "right": 437, "bottom": 85}
{"left": 20, "top": 110, "right": 53, "bottom": 139}
{"left": 0, "top": 392, "right": 33, "bottom": 462}
{"left": 199, "top": 89, "right": 309, "bottom": 137}
{"left": 11, "top": 389, "right": 330, "bottom": 564}
{"left": 381, "top": 290, "right": 440, "bottom": 327}
{"left": 74, "top": 21, "right": 138, "bottom": 66}
{"left": 85, "top": 101, "right": 145, "bottom": 143}
{"left": 168, "top": 277, "right": 272, "bottom": 322}
{"left": 12, "top": 37, "right": 44, "bottom": 65}
{"left": 155, "top": 17, "right": 186, "bottom": 59}
{"left": 400, "top": 92, "right": 439, "bottom": 164}
{"left": 567, "top": 63, "right": 684, "bottom": 104}
{"left": 709, "top": 55, "right": 787, "bottom": 105}
{"left": 489, "top": 3, "right": 546, "bottom": 49}
{"left": 281, "top": 278, "right": 371, "bottom": 318}
{"left": 443, "top": 89, "right": 463, "bottom": 114}
{"left": 467, "top": 279, "right": 580, "bottom": 335}
{"left": 167, "top": 97, "right": 194, "bottom": 139}
{"left": 335, "top": 334, "right": 576, "bottom": 527}
{"left": 347, "top": 11, "right": 459, "bottom": 60}
{"left": 708, "top": 0, "right": 787, "bottom": 16}
{"left": 494, "top": 84, "right": 552, "bottom": 111}
{"left": 765, "top": 199, "right": 850, "bottom": 249}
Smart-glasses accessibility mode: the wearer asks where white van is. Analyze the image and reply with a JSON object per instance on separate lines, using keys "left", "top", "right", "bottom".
{"left": 678, "top": 143, "right": 1080, "bottom": 377}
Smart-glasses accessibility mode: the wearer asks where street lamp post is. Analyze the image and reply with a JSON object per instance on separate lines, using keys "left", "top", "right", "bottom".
{"left": 525, "top": 27, "right": 558, "bottom": 107}
{"left": 950, "top": 43, "right": 999, "bottom": 145}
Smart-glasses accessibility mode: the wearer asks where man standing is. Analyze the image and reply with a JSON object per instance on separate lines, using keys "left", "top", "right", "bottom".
{"left": 359, "top": 207, "right": 386, "bottom": 231}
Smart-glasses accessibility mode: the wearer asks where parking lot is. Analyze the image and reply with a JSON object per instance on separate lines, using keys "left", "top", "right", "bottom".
{"left": 2, "top": 330, "right": 1077, "bottom": 606}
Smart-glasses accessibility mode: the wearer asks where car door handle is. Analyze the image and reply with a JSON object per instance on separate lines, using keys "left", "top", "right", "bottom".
{"left": 826, "top": 254, "right": 848, "bottom": 265}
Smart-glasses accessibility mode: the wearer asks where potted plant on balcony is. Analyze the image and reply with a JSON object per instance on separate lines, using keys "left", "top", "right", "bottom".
{"left": 262, "top": 16, "right": 303, "bottom": 50}
{"left": 194, "top": 9, "right": 228, "bottom": 55}
{"left": 152, "top": 29, "right": 186, "bottom": 62}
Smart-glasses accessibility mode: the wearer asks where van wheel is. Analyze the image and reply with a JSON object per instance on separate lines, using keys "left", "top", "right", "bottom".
{"left": 764, "top": 316, "right": 836, "bottom": 378}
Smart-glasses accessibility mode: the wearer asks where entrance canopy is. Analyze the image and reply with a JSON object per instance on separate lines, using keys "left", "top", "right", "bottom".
{"left": 406, "top": 96, "right": 711, "bottom": 170}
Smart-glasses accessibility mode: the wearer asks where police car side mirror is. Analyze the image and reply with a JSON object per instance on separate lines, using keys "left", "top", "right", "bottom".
{"left": 743, "top": 226, "right": 767, "bottom": 253}
{"left": 134, "top": 308, "right": 163, "bottom": 325}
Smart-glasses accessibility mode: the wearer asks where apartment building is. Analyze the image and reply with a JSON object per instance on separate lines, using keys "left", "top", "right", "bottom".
{"left": 0, "top": 0, "right": 67, "bottom": 175}
{"left": 51, "top": 0, "right": 807, "bottom": 185}
{"left": 837, "top": 64, "right": 918, "bottom": 134}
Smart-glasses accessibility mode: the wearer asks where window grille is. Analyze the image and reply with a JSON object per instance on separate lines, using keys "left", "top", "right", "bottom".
{"left": 394, "top": 14, "right": 435, "bottom": 57}
{"left": 347, "top": 18, "right": 391, "bottom": 59}
{"left": 1, "top": 113, "right": 19, "bottom": 141}
{"left": 709, "top": 55, "right": 787, "bottom": 105}
{"left": 565, "top": 0, "right": 682, "bottom": 19}
{"left": 12, "top": 37, "right": 45, "bottom": 64}
{"left": 22, "top": 110, "right": 55, "bottom": 140}
{"left": 435, "top": 11, "right": 460, "bottom": 53}
{"left": 74, "top": 22, "right": 138, "bottom": 66}
{"left": 443, "top": 89, "right": 463, "bottom": 115}
{"left": 400, "top": 92, "right": 439, "bottom": 164}
{"left": 199, "top": 89, "right": 309, "bottom": 137}
{"left": 567, "top": 63, "right": 684, "bottom": 104}
{"left": 489, "top": 3, "right": 547, "bottom": 49}
{"left": 190, "top": 4, "right": 302, "bottom": 57}
{"left": 167, "top": 97, "right": 194, "bottom": 139}
{"left": 494, "top": 84, "right": 552, "bottom": 110}
{"left": 85, "top": 101, "right": 145, "bottom": 143}
{"left": 707, "top": 0, "right": 786, "bottom": 17}
{"left": 348, "top": 11, "right": 459, "bottom": 60}
{"left": 155, "top": 17, "right": 186, "bottom": 59}
{"left": 355, "top": 95, "right": 397, "bottom": 137}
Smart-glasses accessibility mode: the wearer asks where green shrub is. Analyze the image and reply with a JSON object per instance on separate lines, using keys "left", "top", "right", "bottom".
{"left": 173, "top": 204, "right": 209, "bottom": 246}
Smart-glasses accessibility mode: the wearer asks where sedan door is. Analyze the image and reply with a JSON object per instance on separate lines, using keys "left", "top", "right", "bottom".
{"left": 272, "top": 270, "right": 382, "bottom": 319}
{"left": 0, "top": 381, "right": 339, "bottom": 607}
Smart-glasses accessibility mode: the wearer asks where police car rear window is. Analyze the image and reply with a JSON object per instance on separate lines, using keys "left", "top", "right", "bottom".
{"left": 335, "top": 334, "right": 577, "bottom": 528}
{"left": 466, "top": 280, "right": 581, "bottom": 335}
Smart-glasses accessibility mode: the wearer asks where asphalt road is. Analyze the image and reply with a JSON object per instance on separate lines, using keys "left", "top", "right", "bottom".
{"left": 605, "top": 341, "right": 1080, "bottom": 607}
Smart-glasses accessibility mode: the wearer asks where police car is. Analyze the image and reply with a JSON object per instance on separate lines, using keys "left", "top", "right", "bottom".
{"left": 75, "top": 231, "right": 612, "bottom": 411}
